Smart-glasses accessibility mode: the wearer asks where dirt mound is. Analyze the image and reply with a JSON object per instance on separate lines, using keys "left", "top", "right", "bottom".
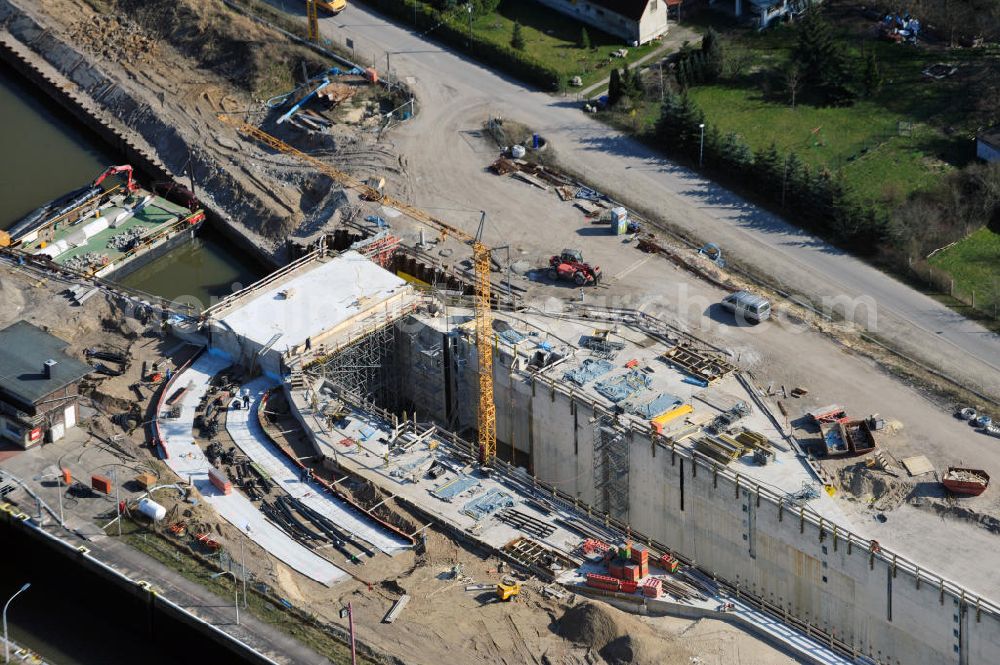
{"left": 838, "top": 463, "right": 913, "bottom": 510}
{"left": 559, "top": 602, "right": 623, "bottom": 650}
{"left": 69, "top": 14, "right": 157, "bottom": 65}
{"left": 114, "top": 0, "right": 325, "bottom": 96}
{"left": 909, "top": 497, "right": 1000, "bottom": 534}
{"left": 600, "top": 634, "right": 661, "bottom": 665}
{"left": 558, "top": 601, "right": 691, "bottom": 665}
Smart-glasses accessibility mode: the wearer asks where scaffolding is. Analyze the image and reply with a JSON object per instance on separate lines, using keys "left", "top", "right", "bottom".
{"left": 593, "top": 415, "right": 629, "bottom": 521}
{"left": 306, "top": 319, "right": 399, "bottom": 411}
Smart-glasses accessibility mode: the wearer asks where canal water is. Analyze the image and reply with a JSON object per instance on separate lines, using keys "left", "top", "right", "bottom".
{"left": 0, "top": 521, "right": 252, "bottom": 665}
{"left": 0, "top": 65, "right": 265, "bottom": 306}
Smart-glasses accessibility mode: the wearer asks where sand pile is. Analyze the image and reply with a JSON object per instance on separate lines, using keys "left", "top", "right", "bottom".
{"left": 558, "top": 601, "right": 692, "bottom": 665}
{"left": 838, "top": 463, "right": 913, "bottom": 510}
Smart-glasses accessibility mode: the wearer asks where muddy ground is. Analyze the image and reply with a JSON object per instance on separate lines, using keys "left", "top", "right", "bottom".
{"left": 3, "top": 0, "right": 409, "bottom": 262}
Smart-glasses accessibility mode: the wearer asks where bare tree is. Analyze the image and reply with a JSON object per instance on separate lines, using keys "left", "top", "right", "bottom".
{"left": 784, "top": 62, "right": 803, "bottom": 109}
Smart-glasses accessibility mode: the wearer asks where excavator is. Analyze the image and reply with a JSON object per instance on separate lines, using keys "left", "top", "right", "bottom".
{"left": 92, "top": 164, "right": 139, "bottom": 194}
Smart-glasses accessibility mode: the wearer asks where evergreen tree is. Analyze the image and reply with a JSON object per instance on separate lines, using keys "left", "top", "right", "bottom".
{"left": 676, "top": 59, "right": 690, "bottom": 89}
{"left": 511, "top": 21, "right": 525, "bottom": 50}
{"left": 624, "top": 67, "right": 644, "bottom": 100}
{"left": 718, "top": 132, "right": 754, "bottom": 178}
{"left": 655, "top": 91, "right": 684, "bottom": 152}
{"left": 782, "top": 152, "right": 804, "bottom": 208}
{"left": 753, "top": 143, "right": 783, "bottom": 195}
{"left": 795, "top": 10, "right": 855, "bottom": 105}
{"left": 700, "top": 27, "right": 724, "bottom": 81}
{"left": 579, "top": 27, "right": 591, "bottom": 50}
{"left": 703, "top": 125, "right": 722, "bottom": 169}
{"left": 675, "top": 93, "right": 705, "bottom": 156}
{"left": 608, "top": 67, "right": 623, "bottom": 106}
{"left": 862, "top": 51, "right": 883, "bottom": 97}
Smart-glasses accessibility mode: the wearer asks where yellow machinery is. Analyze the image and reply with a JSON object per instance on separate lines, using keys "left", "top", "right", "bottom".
{"left": 473, "top": 215, "right": 497, "bottom": 464}
{"left": 496, "top": 579, "right": 520, "bottom": 601}
{"left": 306, "top": 0, "right": 347, "bottom": 40}
{"left": 216, "top": 115, "right": 498, "bottom": 465}
{"left": 306, "top": 0, "right": 319, "bottom": 42}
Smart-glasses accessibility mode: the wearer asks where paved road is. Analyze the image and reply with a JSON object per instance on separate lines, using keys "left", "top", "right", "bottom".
{"left": 89, "top": 534, "right": 334, "bottom": 664}
{"left": 319, "top": 5, "right": 1000, "bottom": 397}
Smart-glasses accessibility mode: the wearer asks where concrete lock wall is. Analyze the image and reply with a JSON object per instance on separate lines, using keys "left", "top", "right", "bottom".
{"left": 394, "top": 336, "right": 1000, "bottom": 663}
{"left": 520, "top": 383, "right": 1000, "bottom": 665}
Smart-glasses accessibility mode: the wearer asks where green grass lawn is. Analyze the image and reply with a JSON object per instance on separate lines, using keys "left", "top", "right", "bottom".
{"left": 619, "top": 11, "right": 990, "bottom": 210}
{"left": 929, "top": 226, "right": 1000, "bottom": 313}
{"left": 457, "top": 1, "right": 659, "bottom": 87}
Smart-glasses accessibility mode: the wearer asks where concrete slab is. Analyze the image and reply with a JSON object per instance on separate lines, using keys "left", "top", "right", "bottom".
{"left": 902, "top": 455, "right": 934, "bottom": 476}
{"left": 217, "top": 250, "right": 410, "bottom": 351}
{"left": 226, "top": 376, "right": 411, "bottom": 556}
{"left": 160, "top": 352, "right": 345, "bottom": 586}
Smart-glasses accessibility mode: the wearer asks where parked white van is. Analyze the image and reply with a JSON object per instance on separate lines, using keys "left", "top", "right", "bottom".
{"left": 720, "top": 291, "right": 771, "bottom": 324}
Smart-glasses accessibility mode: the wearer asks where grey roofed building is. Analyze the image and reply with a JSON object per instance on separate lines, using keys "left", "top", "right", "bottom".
{"left": 0, "top": 321, "right": 92, "bottom": 408}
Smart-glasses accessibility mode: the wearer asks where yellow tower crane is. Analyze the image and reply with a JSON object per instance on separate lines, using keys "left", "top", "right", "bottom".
{"left": 216, "top": 114, "right": 498, "bottom": 464}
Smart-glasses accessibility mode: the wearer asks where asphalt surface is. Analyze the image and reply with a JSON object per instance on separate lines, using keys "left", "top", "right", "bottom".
{"left": 317, "top": 4, "right": 1000, "bottom": 398}
{"left": 88, "top": 534, "right": 334, "bottom": 664}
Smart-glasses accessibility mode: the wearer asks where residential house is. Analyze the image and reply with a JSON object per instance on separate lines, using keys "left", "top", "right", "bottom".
{"left": 0, "top": 321, "right": 91, "bottom": 448}
{"left": 712, "top": 0, "right": 813, "bottom": 29}
{"left": 533, "top": 0, "right": 669, "bottom": 45}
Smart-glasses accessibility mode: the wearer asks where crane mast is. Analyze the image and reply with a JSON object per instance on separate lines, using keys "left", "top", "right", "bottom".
{"left": 217, "top": 114, "right": 498, "bottom": 465}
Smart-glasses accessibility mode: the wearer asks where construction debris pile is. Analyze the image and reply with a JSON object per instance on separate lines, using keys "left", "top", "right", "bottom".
{"left": 69, "top": 14, "right": 157, "bottom": 65}
{"left": 107, "top": 226, "right": 148, "bottom": 252}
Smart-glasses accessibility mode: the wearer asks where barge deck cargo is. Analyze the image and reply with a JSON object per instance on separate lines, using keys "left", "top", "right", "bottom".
{"left": 7, "top": 165, "right": 205, "bottom": 280}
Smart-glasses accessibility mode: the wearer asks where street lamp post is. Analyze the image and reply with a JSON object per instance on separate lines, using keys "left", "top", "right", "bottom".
{"left": 3, "top": 583, "right": 31, "bottom": 664}
{"left": 467, "top": 3, "right": 473, "bottom": 42}
{"left": 698, "top": 123, "right": 706, "bottom": 168}
{"left": 241, "top": 524, "right": 252, "bottom": 608}
{"left": 212, "top": 571, "right": 239, "bottom": 625}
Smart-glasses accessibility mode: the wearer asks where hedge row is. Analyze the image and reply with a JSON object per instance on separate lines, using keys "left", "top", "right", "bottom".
{"left": 355, "top": 0, "right": 562, "bottom": 90}
{"left": 653, "top": 91, "right": 886, "bottom": 252}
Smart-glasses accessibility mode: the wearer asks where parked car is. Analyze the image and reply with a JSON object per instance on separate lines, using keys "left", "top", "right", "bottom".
{"left": 720, "top": 291, "right": 771, "bottom": 324}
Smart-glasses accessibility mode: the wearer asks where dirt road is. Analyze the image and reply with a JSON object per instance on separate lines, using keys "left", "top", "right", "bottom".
{"left": 316, "top": 4, "right": 1000, "bottom": 399}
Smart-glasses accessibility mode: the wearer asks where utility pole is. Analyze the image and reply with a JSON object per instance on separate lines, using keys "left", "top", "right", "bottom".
{"left": 658, "top": 62, "right": 664, "bottom": 102}
{"left": 341, "top": 603, "right": 358, "bottom": 665}
{"left": 467, "top": 3, "right": 473, "bottom": 43}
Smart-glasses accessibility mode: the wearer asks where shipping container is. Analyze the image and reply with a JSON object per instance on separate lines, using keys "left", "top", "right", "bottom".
{"left": 208, "top": 467, "right": 232, "bottom": 495}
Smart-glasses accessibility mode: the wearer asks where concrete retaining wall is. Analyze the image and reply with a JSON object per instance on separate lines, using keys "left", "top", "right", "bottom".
{"left": 0, "top": 0, "right": 277, "bottom": 269}
{"left": 523, "top": 380, "right": 1000, "bottom": 665}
